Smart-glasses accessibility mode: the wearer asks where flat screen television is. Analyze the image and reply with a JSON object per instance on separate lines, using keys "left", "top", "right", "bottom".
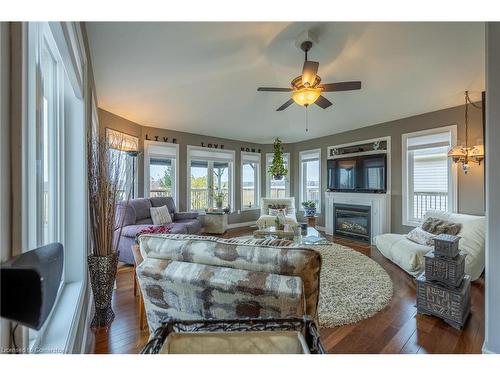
{"left": 327, "top": 154, "right": 387, "bottom": 193}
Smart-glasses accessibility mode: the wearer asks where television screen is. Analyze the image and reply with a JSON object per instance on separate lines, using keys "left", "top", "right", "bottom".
{"left": 327, "top": 155, "right": 387, "bottom": 192}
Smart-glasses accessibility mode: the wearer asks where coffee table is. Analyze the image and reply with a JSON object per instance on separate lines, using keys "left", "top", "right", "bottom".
{"left": 254, "top": 226, "right": 330, "bottom": 245}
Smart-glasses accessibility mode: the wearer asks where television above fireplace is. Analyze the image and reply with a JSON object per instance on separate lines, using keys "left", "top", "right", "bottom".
{"left": 327, "top": 154, "right": 387, "bottom": 193}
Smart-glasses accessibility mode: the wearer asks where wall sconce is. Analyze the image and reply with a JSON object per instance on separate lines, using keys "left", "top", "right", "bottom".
{"left": 448, "top": 91, "right": 484, "bottom": 174}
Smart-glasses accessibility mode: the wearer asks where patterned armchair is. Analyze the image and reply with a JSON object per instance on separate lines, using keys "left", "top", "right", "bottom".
{"left": 136, "top": 234, "right": 321, "bottom": 333}
{"left": 256, "top": 197, "right": 299, "bottom": 229}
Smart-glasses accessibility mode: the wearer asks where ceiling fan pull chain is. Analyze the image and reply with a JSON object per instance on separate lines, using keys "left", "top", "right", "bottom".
{"left": 306, "top": 106, "right": 309, "bottom": 132}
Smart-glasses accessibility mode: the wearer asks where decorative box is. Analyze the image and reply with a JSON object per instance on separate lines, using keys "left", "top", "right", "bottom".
{"left": 416, "top": 274, "right": 471, "bottom": 329}
{"left": 433, "top": 234, "right": 460, "bottom": 258}
{"left": 424, "top": 251, "right": 466, "bottom": 288}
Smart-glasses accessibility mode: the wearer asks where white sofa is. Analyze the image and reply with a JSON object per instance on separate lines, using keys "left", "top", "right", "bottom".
{"left": 256, "top": 197, "right": 299, "bottom": 228}
{"left": 373, "top": 210, "right": 485, "bottom": 281}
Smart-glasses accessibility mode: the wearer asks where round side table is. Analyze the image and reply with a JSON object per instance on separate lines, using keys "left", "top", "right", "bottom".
{"left": 306, "top": 215, "right": 318, "bottom": 228}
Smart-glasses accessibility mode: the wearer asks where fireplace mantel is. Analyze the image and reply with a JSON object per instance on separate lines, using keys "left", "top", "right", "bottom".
{"left": 325, "top": 192, "right": 391, "bottom": 243}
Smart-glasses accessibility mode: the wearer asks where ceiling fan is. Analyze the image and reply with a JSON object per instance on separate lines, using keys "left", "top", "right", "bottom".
{"left": 257, "top": 41, "right": 362, "bottom": 111}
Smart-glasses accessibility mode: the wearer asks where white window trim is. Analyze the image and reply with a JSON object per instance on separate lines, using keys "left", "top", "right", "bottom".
{"left": 265, "top": 152, "right": 290, "bottom": 197}
{"left": 22, "top": 22, "right": 87, "bottom": 354}
{"left": 186, "top": 145, "right": 235, "bottom": 212}
{"left": 298, "top": 148, "right": 321, "bottom": 213}
{"left": 402, "top": 125, "right": 458, "bottom": 227}
{"left": 241, "top": 151, "right": 261, "bottom": 211}
{"left": 144, "top": 140, "right": 180, "bottom": 208}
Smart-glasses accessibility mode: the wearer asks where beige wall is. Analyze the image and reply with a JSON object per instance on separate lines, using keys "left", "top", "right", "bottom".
{"left": 99, "top": 102, "right": 485, "bottom": 233}
{"left": 292, "top": 103, "right": 485, "bottom": 233}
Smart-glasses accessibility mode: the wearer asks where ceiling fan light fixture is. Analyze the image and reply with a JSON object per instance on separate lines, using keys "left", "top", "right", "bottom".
{"left": 292, "top": 87, "right": 321, "bottom": 106}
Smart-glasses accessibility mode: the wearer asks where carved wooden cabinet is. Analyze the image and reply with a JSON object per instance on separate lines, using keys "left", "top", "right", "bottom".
{"left": 424, "top": 251, "right": 466, "bottom": 288}
{"left": 416, "top": 274, "right": 471, "bottom": 329}
{"left": 416, "top": 234, "right": 470, "bottom": 330}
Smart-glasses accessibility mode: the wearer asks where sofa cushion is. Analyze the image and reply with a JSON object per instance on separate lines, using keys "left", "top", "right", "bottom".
{"left": 256, "top": 214, "right": 298, "bottom": 228}
{"left": 150, "top": 196, "right": 176, "bottom": 214}
{"left": 129, "top": 198, "right": 153, "bottom": 221}
{"left": 374, "top": 233, "right": 431, "bottom": 275}
{"left": 116, "top": 201, "right": 136, "bottom": 227}
{"left": 120, "top": 224, "right": 156, "bottom": 238}
{"left": 421, "top": 217, "right": 462, "bottom": 235}
{"left": 174, "top": 219, "right": 202, "bottom": 234}
{"left": 136, "top": 218, "right": 154, "bottom": 225}
{"left": 163, "top": 261, "right": 304, "bottom": 319}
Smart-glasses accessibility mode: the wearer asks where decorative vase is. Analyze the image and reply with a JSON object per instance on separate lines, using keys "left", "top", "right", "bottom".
{"left": 88, "top": 252, "right": 119, "bottom": 329}
{"left": 216, "top": 201, "right": 223, "bottom": 209}
{"left": 304, "top": 207, "right": 317, "bottom": 217}
{"left": 273, "top": 174, "right": 283, "bottom": 180}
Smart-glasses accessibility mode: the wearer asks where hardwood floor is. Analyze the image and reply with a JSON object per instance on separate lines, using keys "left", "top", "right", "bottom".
{"left": 93, "top": 227, "right": 484, "bottom": 354}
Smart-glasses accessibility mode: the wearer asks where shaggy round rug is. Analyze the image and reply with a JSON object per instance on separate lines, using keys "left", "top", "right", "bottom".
{"left": 313, "top": 243, "right": 393, "bottom": 327}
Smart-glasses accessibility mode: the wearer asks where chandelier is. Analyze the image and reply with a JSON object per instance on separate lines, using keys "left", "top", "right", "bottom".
{"left": 447, "top": 91, "right": 484, "bottom": 174}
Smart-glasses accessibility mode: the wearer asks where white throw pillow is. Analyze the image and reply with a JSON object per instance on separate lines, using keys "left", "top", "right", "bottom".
{"left": 406, "top": 227, "right": 436, "bottom": 247}
{"left": 269, "top": 208, "right": 280, "bottom": 216}
{"left": 150, "top": 205, "right": 172, "bottom": 226}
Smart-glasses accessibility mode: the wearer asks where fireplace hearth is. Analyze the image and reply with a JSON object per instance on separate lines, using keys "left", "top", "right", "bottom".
{"left": 333, "top": 204, "right": 371, "bottom": 242}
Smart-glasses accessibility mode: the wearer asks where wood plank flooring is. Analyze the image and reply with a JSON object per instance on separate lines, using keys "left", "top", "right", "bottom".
{"left": 93, "top": 227, "right": 484, "bottom": 354}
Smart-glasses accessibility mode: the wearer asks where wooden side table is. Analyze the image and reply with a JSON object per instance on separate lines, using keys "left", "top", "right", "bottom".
{"left": 306, "top": 216, "right": 318, "bottom": 228}
{"left": 132, "top": 245, "right": 148, "bottom": 331}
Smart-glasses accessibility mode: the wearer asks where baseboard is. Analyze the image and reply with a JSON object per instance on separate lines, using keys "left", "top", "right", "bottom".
{"left": 228, "top": 221, "right": 256, "bottom": 229}
{"left": 482, "top": 341, "right": 498, "bottom": 354}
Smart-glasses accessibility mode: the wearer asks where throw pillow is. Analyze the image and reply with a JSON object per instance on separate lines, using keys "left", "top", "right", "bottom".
{"left": 150, "top": 205, "right": 172, "bottom": 226}
{"left": 421, "top": 217, "right": 462, "bottom": 235}
{"left": 269, "top": 208, "right": 280, "bottom": 216}
{"left": 406, "top": 227, "right": 436, "bottom": 247}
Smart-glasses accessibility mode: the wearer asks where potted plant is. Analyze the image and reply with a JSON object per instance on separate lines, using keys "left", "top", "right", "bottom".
{"left": 302, "top": 200, "right": 317, "bottom": 217}
{"left": 87, "top": 134, "right": 131, "bottom": 329}
{"left": 211, "top": 185, "right": 228, "bottom": 210}
{"left": 268, "top": 138, "right": 288, "bottom": 180}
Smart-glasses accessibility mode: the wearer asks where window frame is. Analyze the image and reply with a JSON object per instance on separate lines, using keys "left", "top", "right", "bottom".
{"left": 240, "top": 151, "right": 261, "bottom": 211}
{"left": 265, "top": 152, "right": 290, "bottom": 198}
{"left": 186, "top": 145, "right": 235, "bottom": 212}
{"left": 298, "top": 148, "right": 321, "bottom": 213}
{"left": 23, "top": 22, "right": 88, "bottom": 353}
{"left": 402, "top": 125, "right": 458, "bottom": 227}
{"left": 144, "top": 140, "right": 180, "bottom": 208}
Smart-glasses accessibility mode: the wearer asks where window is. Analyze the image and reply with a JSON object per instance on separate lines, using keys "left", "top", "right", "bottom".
{"left": 241, "top": 152, "right": 261, "bottom": 210}
{"left": 26, "top": 22, "right": 87, "bottom": 352}
{"left": 144, "top": 141, "right": 179, "bottom": 206}
{"left": 106, "top": 128, "right": 139, "bottom": 200}
{"left": 187, "top": 146, "right": 235, "bottom": 211}
{"left": 299, "top": 149, "right": 321, "bottom": 212}
{"left": 265, "top": 152, "right": 290, "bottom": 198}
{"left": 402, "top": 126, "right": 457, "bottom": 226}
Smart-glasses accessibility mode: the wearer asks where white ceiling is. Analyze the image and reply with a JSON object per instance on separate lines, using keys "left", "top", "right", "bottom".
{"left": 86, "top": 22, "right": 485, "bottom": 144}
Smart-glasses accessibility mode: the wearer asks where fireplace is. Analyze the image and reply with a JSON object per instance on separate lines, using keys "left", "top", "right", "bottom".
{"left": 333, "top": 204, "right": 371, "bottom": 242}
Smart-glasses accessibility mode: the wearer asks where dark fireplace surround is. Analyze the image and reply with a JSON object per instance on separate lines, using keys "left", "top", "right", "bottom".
{"left": 333, "top": 203, "right": 371, "bottom": 243}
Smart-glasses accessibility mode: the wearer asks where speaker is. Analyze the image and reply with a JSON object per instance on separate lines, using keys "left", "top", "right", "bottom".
{"left": 1, "top": 243, "right": 63, "bottom": 330}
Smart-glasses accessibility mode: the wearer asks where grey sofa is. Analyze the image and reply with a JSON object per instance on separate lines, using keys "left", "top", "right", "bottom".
{"left": 114, "top": 196, "right": 202, "bottom": 264}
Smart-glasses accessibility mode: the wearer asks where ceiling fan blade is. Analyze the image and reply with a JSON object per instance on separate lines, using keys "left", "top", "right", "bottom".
{"left": 315, "top": 95, "right": 333, "bottom": 109}
{"left": 301, "top": 61, "right": 319, "bottom": 86}
{"left": 276, "top": 99, "right": 295, "bottom": 111}
{"left": 257, "top": 87, "right": 292, "bottom": 92}
{"left": 319, "top": 81, "right": 362, "bottom": 92}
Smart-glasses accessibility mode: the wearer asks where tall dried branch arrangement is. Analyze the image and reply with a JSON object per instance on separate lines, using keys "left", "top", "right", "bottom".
{"left": 87, "top": 135, "right": 130, "bottom": 257}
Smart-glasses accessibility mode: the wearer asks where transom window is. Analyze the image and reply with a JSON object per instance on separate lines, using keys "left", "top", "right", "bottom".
{"left": 265, "top": 153, "right": 290, "bottom": 198}
{"left": 187, "top": 146, "right": 235, "bottom": 211}
{"left": 299, "top": 149, "right": 321, "bottom": 212}
{"left": 241, "top": 152, "right": 261, "bottom": 210}
{"left": 402, "top": 126, "right": 457, "bottom": 226}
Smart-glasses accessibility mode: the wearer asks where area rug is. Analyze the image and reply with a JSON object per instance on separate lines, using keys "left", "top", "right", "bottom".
{"left": 313, "top": 243, "right": 393, "bottom": 327}
{"left": 236, "top": 236, "right": 393, "bottom": 327}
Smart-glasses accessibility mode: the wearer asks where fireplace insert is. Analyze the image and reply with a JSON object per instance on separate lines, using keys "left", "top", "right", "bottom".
{"left": 333, "top": 204, "right": 371, "bottom": 242}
